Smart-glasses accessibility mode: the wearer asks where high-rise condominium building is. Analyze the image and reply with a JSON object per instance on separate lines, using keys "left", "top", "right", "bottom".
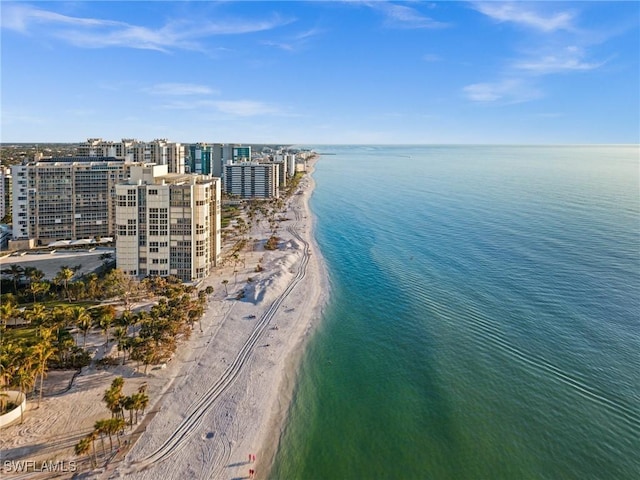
{"left": 187, "top": 143, "right": 214, "bottom": 175}
{"left": 78, "top": 138, "right": 185, "bottom": 174}
{"left": 224, "top": 162, "right": 279, "bottom": 199}
{"left": 11, "top": 157, "right": 131, "bottom": 244}
{"left": 115, "top": 164, "right": 221, "bottom": 282}
{"left": 232, "top": 146, "right": 252, "bottom": 162}
{"left": 0, "top": 167, "right": 10, "bottom": 220}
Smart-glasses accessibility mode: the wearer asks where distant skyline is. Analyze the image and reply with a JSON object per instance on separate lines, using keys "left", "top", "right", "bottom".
{"left": 1, "top": 1, "right": 639, "bottom": 144}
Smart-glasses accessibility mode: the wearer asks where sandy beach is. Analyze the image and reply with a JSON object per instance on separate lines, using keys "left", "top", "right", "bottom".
{"left": 0, "top": 157, "right": 327, "bottom": 480}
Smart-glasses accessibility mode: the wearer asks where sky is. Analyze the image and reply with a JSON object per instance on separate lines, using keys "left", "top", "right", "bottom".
{"left": 1, "top": 1, "right": 639, "bottom": 144}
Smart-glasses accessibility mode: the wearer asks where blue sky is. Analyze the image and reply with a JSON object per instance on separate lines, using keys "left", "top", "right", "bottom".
{"left": 1, "top": 1, "right": 638, "bottom": 144}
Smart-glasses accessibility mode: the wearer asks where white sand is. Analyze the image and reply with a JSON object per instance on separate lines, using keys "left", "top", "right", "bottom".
{"left": 0, "top": 158, "right": 327, "bottom": 480}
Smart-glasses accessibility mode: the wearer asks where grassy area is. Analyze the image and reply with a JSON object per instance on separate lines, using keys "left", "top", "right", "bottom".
{"left": 32, "top": 299, "right": 99, "bottom": 308}
{"left": 4, "top": 325, "right": 39, "bottom": 345}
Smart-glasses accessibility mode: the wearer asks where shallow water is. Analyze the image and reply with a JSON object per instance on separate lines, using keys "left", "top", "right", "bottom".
{"left": 271, "top": 145, "right": 640, "bottom": 480}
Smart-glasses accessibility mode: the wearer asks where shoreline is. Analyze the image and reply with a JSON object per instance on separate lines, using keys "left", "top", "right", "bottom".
{"left": 253, "top": 158, "right": 329, "bottom": 478}
{"left": 110, "top": 155, "right": 328, "bottom": 479}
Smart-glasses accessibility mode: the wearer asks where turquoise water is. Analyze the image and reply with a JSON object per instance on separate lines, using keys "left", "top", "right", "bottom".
{"left": 271, "top": 146, "right": 640, "bottom": 480}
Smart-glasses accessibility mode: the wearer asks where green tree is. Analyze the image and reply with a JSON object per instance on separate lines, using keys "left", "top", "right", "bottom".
{"left": 105, "top": 417, "right": 126, "bottom": 448}
{"left": 74, "top": 435, "right": 94, "bottom": 469}
{"left": 0, "top": 301, "right": 19, "bottom": 336}
{"left": 27, "top": 281, "right": 50, "bottom": 304}
{"left": 33, "top": 329, "right": 56, "bottom": 408}
{"left": 71, "top": 306, "right": 92, "bottom": 348}
{"left": 24, "top": 304, "right": 47, "bottom": 334}
{"left": 2, "top": 264, "right": 24, "bottom": 293}
{"left": 112, "top": 326, "right": 127, "bottom": 363}
{"left": 102, "top": 377, "right": 124, "bottom": 420}
{"left": 93, "top": 419, "right": 109, "bottom": 455}
{"left": 92, "top": 305, "right": 116, "bottom": 349}
{"left": 104, "top": 269, "right": 142, "bottom": 311}
{"left": 54, "top": 266, "right": 75, "bottom": 302}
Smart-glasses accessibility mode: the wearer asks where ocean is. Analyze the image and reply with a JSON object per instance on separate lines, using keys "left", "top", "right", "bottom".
{"left": 270, "top": 145, "right": 639, "bottom": 480}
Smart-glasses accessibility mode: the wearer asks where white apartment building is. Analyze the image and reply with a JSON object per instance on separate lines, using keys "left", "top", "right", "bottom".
{"left": 224, "top": 162, "right": 279, "bottom": 199}
{"left": 0, "top": 166, "right": 10, "bottom": 220}
{"left": 286, "top": 154, "right": 297, "bottom": 177}
{"left": 11, "top": 157, "right": 131, "bottom": 244}
{"left": 78, "top": 138, "right": 185, "bottom": 174}
{"left": 115, "top": 165, "right": 221, "bottom": 283}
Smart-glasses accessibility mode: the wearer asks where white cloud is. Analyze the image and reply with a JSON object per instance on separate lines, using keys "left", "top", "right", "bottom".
{"left": 213, "top": 100, "right": 281, "bottom": 116}
{"left": 473, "top": 2, "right": 575, "bottom": 32}
{"left": 160, "top": 99, "right": 286, "bottom": 117}
{"left": 463, "top": 79, "right": 543, "bottom": 104}
{"left": 144, "top": 83, "right": 218, "bottom": 96}
{"left": 1, "top": 4, "right": 124, "bottom": 32}
{"left": 1, "top": 4, "right": 294, "bottom": 53}
{"left": 422, "top": 53, "right": 441, "bottom": 62}
{"left": 513, "top": 46, "right": 604, "bottom": 74}
{"left": 261, "top": 40, "right": 296, "bottom": 52}
{"left": 1, "top": 111, "right": 46, "bottom": 125}
{"left": 365, "top": 2, "right": 448, "bottom": 29}
{"left": 262, "top": 27, "right": 324, "bottom": 52}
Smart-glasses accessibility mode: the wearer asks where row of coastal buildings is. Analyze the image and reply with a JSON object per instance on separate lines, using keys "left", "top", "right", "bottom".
{"left": 0, "top": 138, "right": 312, "bottom": 283}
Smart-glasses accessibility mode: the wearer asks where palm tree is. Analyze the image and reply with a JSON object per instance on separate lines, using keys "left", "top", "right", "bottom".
{"left": 95, "top": 305, "right": 116, "bottom": 349}
{"left": 0, "top": 342, "right": 22, "bottom": 390}
{"left": 112, "top": 326, "right": 127, "bottom": 361}
{"left": 33, "top": 331, "right": 56, "bottom": 408}
{"left": 103, "top": 377, "right": 124, "bottom": 419}
{"left": 71, "top": 306, "right": 92, "bottom": 348}
{"left": 2, "top": 264, "right": 24, "bottom": 293}
{"left": 74, "top": 436, "right": 94, "bottom": 469}
{"left": 24, "top": 266, "right": 45, "bottom": 285}
{"left": 0, "top": 301, "right": 19, "bottom": 334}
{"left": 117, "top": 310, "right": 136, "bottom": 335}
{"left": 130, "top": 391, "right": 150, "bottom": 424}
{"left": 88, "top": 430, "right": 99, "bottom": 466}
{"left": 50, "top": 304, "right": 72, "bottom": 337}
{"left": 106, "top": 417, "right": 126, "bottom": 448}
{"left": 28, "top": 281, "right": 50, "bottom": 304}
{"left": 15, "top": 367, "right": 35, "bottom": 423}
{"left": 93, "top": 419, "right": 109, "bottom": 455}
{"left": 54, "top": 267, "right": 75, "bottom": 302}
{"left": 122, "top": 394, "right": 135, "bottom": 426}
{"left": 84, "top": 273, "right": 101, "bottom": 300}
{"left": 24, "top": 304, "right": 47, "bottom": 333}
{"left": 24, "top": 268, "right": 46, "bottom": 302}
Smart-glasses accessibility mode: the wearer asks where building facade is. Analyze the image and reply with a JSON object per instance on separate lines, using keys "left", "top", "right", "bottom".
{"left": 224, "top": 162, "right": 279, "bottom": 199}
{"left": 78, "top": 138, "right": 185, "bottom": 174}
{"left": 11, "top": 157, "right": 130, "bottom": 244}
{"left": 0, "top": 167, "right": 10, "bottom": 220}
{"left": 187, "top": 143, "right": 214, "bottom": 175}
{"left": 115, "top": 165, "right": 221, "bottom": 282}
{"left": 232, "top": 146, "right": 252, "bottom": 162}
